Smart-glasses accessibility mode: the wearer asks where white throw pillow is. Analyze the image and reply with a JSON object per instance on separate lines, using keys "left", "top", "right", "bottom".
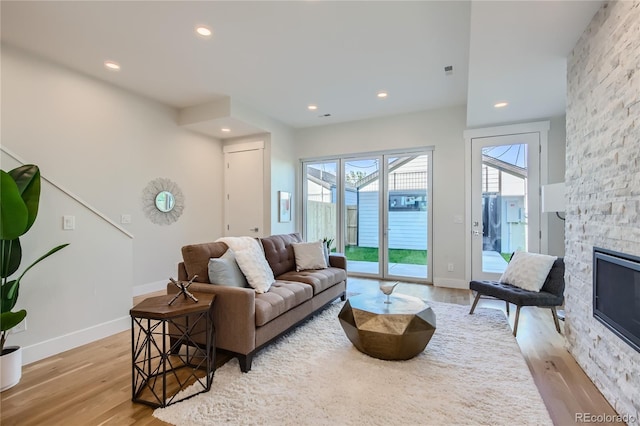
{"left": 292, "top": 241, "right": 328, "bottom": 271}
{"left": 234, "top": 246, "right": 275, "bottom": 294}
{"left": 499, "top": 251, "right": 557, "bottom": 292}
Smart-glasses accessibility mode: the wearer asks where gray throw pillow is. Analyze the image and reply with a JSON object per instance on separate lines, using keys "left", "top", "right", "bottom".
{"left": 292, "top": 241, "right": 328, "bottom": 271}
{"left": 208, "top": 249, "right": 249, "bottom": 288}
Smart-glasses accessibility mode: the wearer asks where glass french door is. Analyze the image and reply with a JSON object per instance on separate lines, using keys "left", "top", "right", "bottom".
{"left": 303, "top": 161, "right": 338, "bottom": 253}
{"left": 384, "top": 154, "right": 430, "bottom": 280}
{"left": 303, "top": 150, "right": 431, "bottom": 283}
{"left": 471, "top": 133, "right": 540, "bottom": 281}
{"left": 343, "top": 157, "right": 381, "bottom": 276}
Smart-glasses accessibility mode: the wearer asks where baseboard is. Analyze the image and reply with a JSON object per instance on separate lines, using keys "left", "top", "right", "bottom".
{"left": 132, "top": 279, "right": 168, "bottom": 297}
{"left": 22, "top": 316, "right": 130, "bottom": 365}
{"left": 433, "top": 277, "right": 468, "bottom": 289}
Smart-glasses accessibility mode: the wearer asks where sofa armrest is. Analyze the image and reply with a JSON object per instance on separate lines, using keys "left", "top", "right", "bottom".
{"left": 167, "top": 282, "right": 257, "bottom": 355}
{"left": 329, "top": 253, "right": 347, "bottom": 270}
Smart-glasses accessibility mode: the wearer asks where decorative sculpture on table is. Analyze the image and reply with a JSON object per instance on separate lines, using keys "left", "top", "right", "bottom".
{"left": 168, "top": 275, "right": 199, "bottom": 305}
{"left": 379, "top": 282, "right": 399, "bottom": 304}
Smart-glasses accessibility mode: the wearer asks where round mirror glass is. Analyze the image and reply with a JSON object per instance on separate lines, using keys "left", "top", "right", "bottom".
{"left": 155, "top": 191, "right": 175, "bottom": 212}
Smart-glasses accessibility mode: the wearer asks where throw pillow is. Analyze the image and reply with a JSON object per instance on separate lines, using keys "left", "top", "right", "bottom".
{"left": 499, "top": 251, "right": 558, "bottom": 292}
{"left": 292, "top": 241, "right": 328, "bottom": 271}
{"left": 234, "top": 246, "right": 275, "bottom": 293}
{"left": 208, "top": 249, "right": 249, "bottom": 288}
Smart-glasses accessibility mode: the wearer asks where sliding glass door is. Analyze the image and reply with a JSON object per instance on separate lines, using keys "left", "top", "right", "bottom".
{"left": 303, "top": 161, "right": 338, "bottom": 253}
{"left": 303, "top": 149, "right": 432, "bottom": 283}
{"left": 384, "top": 154, "right": 430, "bottom": 280}
{"left": 343, "top": 157, "right": 381, "bottom": 275}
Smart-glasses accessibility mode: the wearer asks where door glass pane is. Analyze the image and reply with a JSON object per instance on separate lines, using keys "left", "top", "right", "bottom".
{"left": 481, "top": 144, "right": 528, "bottom": 274}
{"left": 386, "top": 155, "right": 428, "bottom": 279}
{"left": 305, "top": 162, "right": 337, "bottom": 251}
{"left": 344, "top": 158, "right": 380, "bottom": 275}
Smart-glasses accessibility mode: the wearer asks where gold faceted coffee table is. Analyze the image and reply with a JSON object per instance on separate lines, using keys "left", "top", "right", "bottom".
{"left": 338, "top": 293, "right": 436, "bottom": 360}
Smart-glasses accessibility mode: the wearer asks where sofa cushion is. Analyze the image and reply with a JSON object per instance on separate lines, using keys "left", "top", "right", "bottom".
{"left": 261, "top": 233, "right": 303, "bottom": 277}
{"left": 254, "top": 281, "right": 313, "bottom": 326}
{"left": 182, "top": 241, "right": 229, "bottom": 283}
{"left": 292, "top": 241, "right": 327, "bottom": 271}
{"left": 276, "top": 267, "right": 347, "bottom": 295}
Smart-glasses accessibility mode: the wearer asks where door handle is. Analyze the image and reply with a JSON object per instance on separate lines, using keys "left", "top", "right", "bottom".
{"left": 249, "top": 227, "right": 259, "bottom": 232}
{"left": 472, "top": 230, "right": 481, "bottom": 236}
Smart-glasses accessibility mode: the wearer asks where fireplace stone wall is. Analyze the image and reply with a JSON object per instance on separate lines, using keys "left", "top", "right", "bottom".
{"left": 565, "top": 0, "right": 640, "bottom": 421}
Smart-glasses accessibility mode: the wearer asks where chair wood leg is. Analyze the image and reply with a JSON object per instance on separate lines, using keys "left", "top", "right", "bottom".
{"left": 513, "top": 305, "right": 522, "bottom": 337}
{"left": 469, "top": 292, "right": 482, "bottom": 314}
{"left": 505, "top": 301, "right": 510, "bottom": 316}
{"left": 551, "top": 306, "right": 562, "bottom": 334}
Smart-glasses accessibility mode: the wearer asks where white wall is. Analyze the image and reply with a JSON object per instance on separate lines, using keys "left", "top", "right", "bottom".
{"left": 295, "top": 106, "right": 468, "bottom": 288}
{"left": 1, "top": 45, "right": 224, "bottom": 363}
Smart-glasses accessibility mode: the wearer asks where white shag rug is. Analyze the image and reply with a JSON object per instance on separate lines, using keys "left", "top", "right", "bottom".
{"left": 154, "top": 300, "right": 552, "bottom": 426}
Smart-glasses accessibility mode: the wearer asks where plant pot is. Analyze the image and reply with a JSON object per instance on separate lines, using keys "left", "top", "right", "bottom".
{"left": 1, "top": 346, "right": 22, "bottom": 391}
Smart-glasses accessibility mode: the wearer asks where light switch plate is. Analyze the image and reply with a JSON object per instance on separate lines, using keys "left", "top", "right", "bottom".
{"left": 63, "top": 215, "right": 75, "bottom": 230}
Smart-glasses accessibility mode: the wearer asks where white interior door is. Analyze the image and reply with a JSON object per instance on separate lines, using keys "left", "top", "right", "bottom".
{"left": 224, "top": 144, "right": 264, "bottom": 237}
{"left": 471, "top": 133, "right": 540, "bottom": 281}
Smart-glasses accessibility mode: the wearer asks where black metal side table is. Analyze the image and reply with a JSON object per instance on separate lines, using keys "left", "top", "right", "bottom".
{"left": 130, "top": 293, "right": 215, "bottom": 408}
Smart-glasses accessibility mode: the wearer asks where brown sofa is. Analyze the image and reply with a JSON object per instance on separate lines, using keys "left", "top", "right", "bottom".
{"left": 167, "top": 233, "right": 347, "bottom": 372}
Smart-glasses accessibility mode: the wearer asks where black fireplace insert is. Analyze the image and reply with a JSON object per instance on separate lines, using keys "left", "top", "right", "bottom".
{"left": 593, "top": 247, "right": 640, "bottom": 353}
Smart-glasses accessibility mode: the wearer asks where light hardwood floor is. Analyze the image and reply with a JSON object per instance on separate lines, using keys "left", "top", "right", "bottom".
{"left": 0, "top": 278, "right": 620, "bottom": 426}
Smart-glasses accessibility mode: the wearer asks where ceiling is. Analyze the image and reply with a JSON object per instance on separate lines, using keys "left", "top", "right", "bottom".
{"left": 0, "top": 1, "right": 602, "bottom": 139}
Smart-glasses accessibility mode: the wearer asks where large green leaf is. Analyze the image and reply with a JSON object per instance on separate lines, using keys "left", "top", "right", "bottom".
{"left": 8, "top": 165, "right": 41, "bottom": 233}
{"left": 16, "top": 243, "right": 69, "bottom": 284}
{"left": 0, "top": 310, "right": 27, "bottom": 332}
{"left": 1, "top": 279, "right": 19, "bottom": 313}
{"left": 0, "top": 171, "right": 29, "bottom": 240}
{"left": 0, "top": 239, "right": 22, "bottom": 279}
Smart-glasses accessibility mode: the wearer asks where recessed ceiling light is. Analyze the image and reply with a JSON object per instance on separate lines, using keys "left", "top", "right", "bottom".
{"left": 308, "top": 105, "right": 318, "bottom": 111}
{"left": 494, "top": 101, "right": 509, "bottom": 108}
{"left": 377, "top": 92, "right": 388, "bottom": 99}
{"left": 196, "top": 26, "right": 212, "bottom": 38}
{"left": 221, "top": 128, "right": 231, "bottom": 133}
{"left": 104, "top": 61, "right": 120, "bottom": 71}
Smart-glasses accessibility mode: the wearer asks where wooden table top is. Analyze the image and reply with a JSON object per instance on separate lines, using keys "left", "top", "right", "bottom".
{"left": 130, "top": 293, "right": 215, "bottom": 319}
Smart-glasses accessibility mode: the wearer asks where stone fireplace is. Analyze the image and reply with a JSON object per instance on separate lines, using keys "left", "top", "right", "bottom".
{"left": 565, "top": 0, "right": 640, "bottom": 422}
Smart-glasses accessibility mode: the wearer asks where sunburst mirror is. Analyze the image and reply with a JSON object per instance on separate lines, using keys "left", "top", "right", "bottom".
{"left": 142, "top": 178, "right": 185, "bottom": 225}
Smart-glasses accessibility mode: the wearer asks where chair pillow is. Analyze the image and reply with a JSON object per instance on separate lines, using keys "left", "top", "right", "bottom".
{"left": 292, "top": 241, "right": 328, "bottom": 271}
{"left": 499, "top": 251, "right": 558, "bottom": 292}
{"left": 208, "top": 249, "right": 249, "bottom": 288}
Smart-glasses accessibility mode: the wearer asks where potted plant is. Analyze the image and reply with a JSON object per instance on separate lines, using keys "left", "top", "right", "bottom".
{"left": 0, "top": 164, "right": 68, "bottom": 391}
